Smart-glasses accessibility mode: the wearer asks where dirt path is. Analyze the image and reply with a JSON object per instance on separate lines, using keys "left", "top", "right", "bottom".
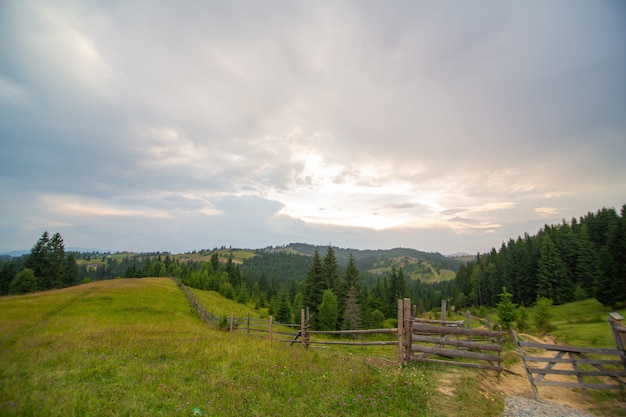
{"left": 483, "top": 333, "right": 620, "bottom": 416}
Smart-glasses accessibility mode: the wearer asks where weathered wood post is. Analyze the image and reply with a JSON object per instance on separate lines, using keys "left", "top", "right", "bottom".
{"left": 398, "top": 299, "right": 405, "bottom": 363}
{"left": 300, "top": 309, "right": 306, "bottom": 349}
{"left": 247, "top": 312, "right": 251, "bottom": 334}
{"left": 229, "top": 312, "right": 235, "bottom": 333}
{"left": 441, "top": 299, "right": 447, "bottom": 322}
{"left": 609, "top": 312, "right": 625, "bottom": 352}
{"left": 305, "top": 307, "right": 311, "bottom": 348}
{"left": 269, "top": 315, "right": 273, "bottom": 342}
{"left": 466, "top": 311, "right": 471, "bottom": 329}
{"left": 403, "top": 298, "right": 412, "bottom": 365}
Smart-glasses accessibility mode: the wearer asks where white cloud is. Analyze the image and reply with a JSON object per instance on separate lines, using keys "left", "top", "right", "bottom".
{"left": 0, "top": 1, "right": 624, "bottom": 254}
{"left": 534, "top": 207, "right": 562, "bottom": 218}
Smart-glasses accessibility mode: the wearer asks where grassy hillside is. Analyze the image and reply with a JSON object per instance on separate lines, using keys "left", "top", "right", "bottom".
{"left": 529, "top": 298, "right": 626, "bottom": 348}
{"left": 0, "top": 278, "right": 458, "bottom": 417}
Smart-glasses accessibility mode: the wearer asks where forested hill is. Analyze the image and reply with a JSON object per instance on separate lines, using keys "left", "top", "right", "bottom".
{"left": 264, "top": 243, "right": 461, "bottom": 272}
{"left": 453, "top": 205, "right": 626, "bottom": 309}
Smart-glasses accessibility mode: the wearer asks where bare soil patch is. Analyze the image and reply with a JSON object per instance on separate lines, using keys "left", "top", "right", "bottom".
{"left": 483, "top": 333, "right": 624, "bottom": 416}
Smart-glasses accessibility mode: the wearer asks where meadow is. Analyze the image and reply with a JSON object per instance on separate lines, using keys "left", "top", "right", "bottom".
{"left": 0, "top": 278, "right": 471, "bottom": 417}
{"left": 4, "top": 277, "right": 624, "bottom": 416}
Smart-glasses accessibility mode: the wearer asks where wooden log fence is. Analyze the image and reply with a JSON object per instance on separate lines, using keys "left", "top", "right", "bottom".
{"left": 397, "top": 298, "right": 504, "bottom": 373}
{"left": 174, "top": 280, "right": 506, "bottom": 369}
{"left": 514, "top": 313, "right": 626, "bottom": 399}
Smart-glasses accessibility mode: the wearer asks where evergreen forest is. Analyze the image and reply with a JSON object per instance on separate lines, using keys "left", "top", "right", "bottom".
{"left": 1, "top": 205, "right": 624, "bottom": 330}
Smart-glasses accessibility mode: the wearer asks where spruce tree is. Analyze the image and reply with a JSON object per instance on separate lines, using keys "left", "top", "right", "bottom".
{"left": 323, "top": 246, "right": 340, "bottom": 293}
{"left": 575, "top": 226, "right": 599, "bottom": 297}
{"left": 318, "top": 289, "right": 338, "bottom": 331}
{"left": 338, "top": 255, "right": 356, "bottom": 315}
{"left": 342, "top": 285, "right": 363, "bottom": 330}
{"left": 303, "top": 250, "right": 325, "bottom": 327}
{"left": 537, "top": 234, "right": 572, "bottom": 304}
{"left": 293, "top": 292, "right": 304, "bottom": 325}
{"left": 0, "top": 261, "right": 16, "bottom": 296}
{"left": 275, "top": 289, "right": 292, "bottom": 324}
{"left": 496, "top": 287, "right": 517, "bottom": 331}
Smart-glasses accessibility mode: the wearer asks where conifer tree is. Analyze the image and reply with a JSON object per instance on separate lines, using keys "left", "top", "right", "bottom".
{"left": 275, "top": 289, "right": 292, "bottom": 323}
{"left": 293, "top": 292, "right": 304, "bottom": 325}
{"left": 323, "top": 246, "right": 340, "bottom": 293}
{"left": 304, "top": 250, "right": 325, "bottom": 327}
{"left": 496, "top": 287, "right": 517, "bottom": 331}
{"left": 318, "top": 289, "right": 338, "bottom": 331}
{"left": 342, "top": 285, "right": 363, "bottom": 330}
{"left": 0, "top": 261, "right": 16, "bottom": 296}
{"left": 537, "top": 234, "right": 572, "bottom": 304}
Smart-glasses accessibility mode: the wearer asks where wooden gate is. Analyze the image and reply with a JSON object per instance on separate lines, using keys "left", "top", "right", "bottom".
{"left": 397, "top": 298, "right": 504, "bottom": 372}
{"left": 514, "top": 313, "right": 626, "bottom": 399}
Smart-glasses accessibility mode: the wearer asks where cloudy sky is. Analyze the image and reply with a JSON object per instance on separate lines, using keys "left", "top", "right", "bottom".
{"left": 1, "top": 1, "right": 625, "bottom": 255}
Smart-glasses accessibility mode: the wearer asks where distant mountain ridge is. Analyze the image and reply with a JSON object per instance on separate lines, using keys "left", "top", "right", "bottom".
{"left": 263, "top": 243, "right": 461, "bottom": 269}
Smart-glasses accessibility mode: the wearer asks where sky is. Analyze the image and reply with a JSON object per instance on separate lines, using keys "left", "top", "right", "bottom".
{"left": 1, "top": 1, "right": 625, "bottom": 256}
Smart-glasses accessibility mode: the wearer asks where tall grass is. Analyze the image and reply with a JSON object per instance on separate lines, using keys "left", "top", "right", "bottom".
{"left": 526, "top": 298, "right": 626, "bottom": 347}
{"left": 0, "top": 278, "right": 439, "bottom": 416}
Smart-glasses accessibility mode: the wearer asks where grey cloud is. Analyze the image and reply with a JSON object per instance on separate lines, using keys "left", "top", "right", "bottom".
{"left": 1, "top": 1, "right": 625, "bottom": 254}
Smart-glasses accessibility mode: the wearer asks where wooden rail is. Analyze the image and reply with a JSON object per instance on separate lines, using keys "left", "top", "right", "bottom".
{"left": 514, "top": 321, "right": 626, "bottom": 400}
{"left": 396, "top": 298, "right": 503, "bottom": 372}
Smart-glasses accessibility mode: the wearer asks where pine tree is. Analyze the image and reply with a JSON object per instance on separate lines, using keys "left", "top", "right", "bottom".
{"left": 574, "top": 226, "right": 598, "bottom": 298}
{"left": 339, "top": 253, "right": 361, "bottom": 326}
{"left": 318, "top": 289, "right": 338, "bottom": 331}
{"left": 496, "top": 287, "right": 517, "bottom": 331}
{"left": 469, "top": 264, "right": 483, "bottom": 306}
{"left": 304, "top": 250, "right": 325, "bottom": 327}
{"left": 25, "top": 231, "right": 51, "bottom": 289}
{"left": 275, "top": 289, "right": 292, "bottom": 323}
{"left": 0, "top": 261, "right": 16, "bottom": 296}
{"left": 537, "top": 234, "right": 572, "bottom": 304}
{"left": 64, "top": 253, "right": 79, "bottom": 287}
{"left": 293, "top": 292, "right": 304, "bottom": 325}
{"left": 323, "top": 246, "right": 340, "bottom": 293}
{"left": 341, "top": 285, "right": 363, "bottom": 330}
{"left": 595, "top": 205, "right": 626, "bottom": 307}
{"left": 387, "top": 266, "right": 406, "bottom": 316}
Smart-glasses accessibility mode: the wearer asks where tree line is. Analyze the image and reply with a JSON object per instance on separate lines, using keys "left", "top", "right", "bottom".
{"left": 0, "top": 232, "right": 78, "bottom": 295}
{"left": 453, "top": 205, "right": 626, "bottom": 309}
{"left": 2, "top": 204, "right": 622, "bottom": 325}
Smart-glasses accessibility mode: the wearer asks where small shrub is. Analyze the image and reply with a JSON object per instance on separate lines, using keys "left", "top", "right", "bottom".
{"left": 516, "top": 305, "right": 529, "bottom": 332}
{"left": 534, "top": 297, "right": 554, "bottom": 333}
{"left": 497, "top": 287, "right": 517, "bottom": 331}
{"left": 218, "top": 315, "right": 230, "bottom": 331}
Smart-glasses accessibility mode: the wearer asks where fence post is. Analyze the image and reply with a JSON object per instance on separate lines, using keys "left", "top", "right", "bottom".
{"left": 305, "top": 307, "right": 311, "bottom": 348}
{"left": 398, "top": 299, "right": 405, "bottom": 363}
{"left": 403, "top": 298, "right": 412, "bottom": 365}
{"left": 229, "top": 312, "right": 235, "bottom": 333}
{"left": 247, "top": 312, "right": 251, "bottom": 335}
{"left": 466, "top": 311, "right": 471, "bottom": 329}
{"left": 269, "top": 315, "right": 273, "bottom": 342}
{"left": 441, "top": 299, "right": 447, "bottom": 322}
{"left": 609, "top": 312, "right": 625, "bottom": 352}
{"left": 301, "top": 309, "right": 306, "bottom": 348}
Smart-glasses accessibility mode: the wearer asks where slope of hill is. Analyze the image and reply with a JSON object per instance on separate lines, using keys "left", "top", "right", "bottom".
{"left": 0, "top": 278, "right": 440, "bottom": 417}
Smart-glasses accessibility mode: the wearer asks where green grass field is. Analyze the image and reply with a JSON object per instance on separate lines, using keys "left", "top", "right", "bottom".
{"left": 0, "top": 278, "right": 459, "bottom": 417}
